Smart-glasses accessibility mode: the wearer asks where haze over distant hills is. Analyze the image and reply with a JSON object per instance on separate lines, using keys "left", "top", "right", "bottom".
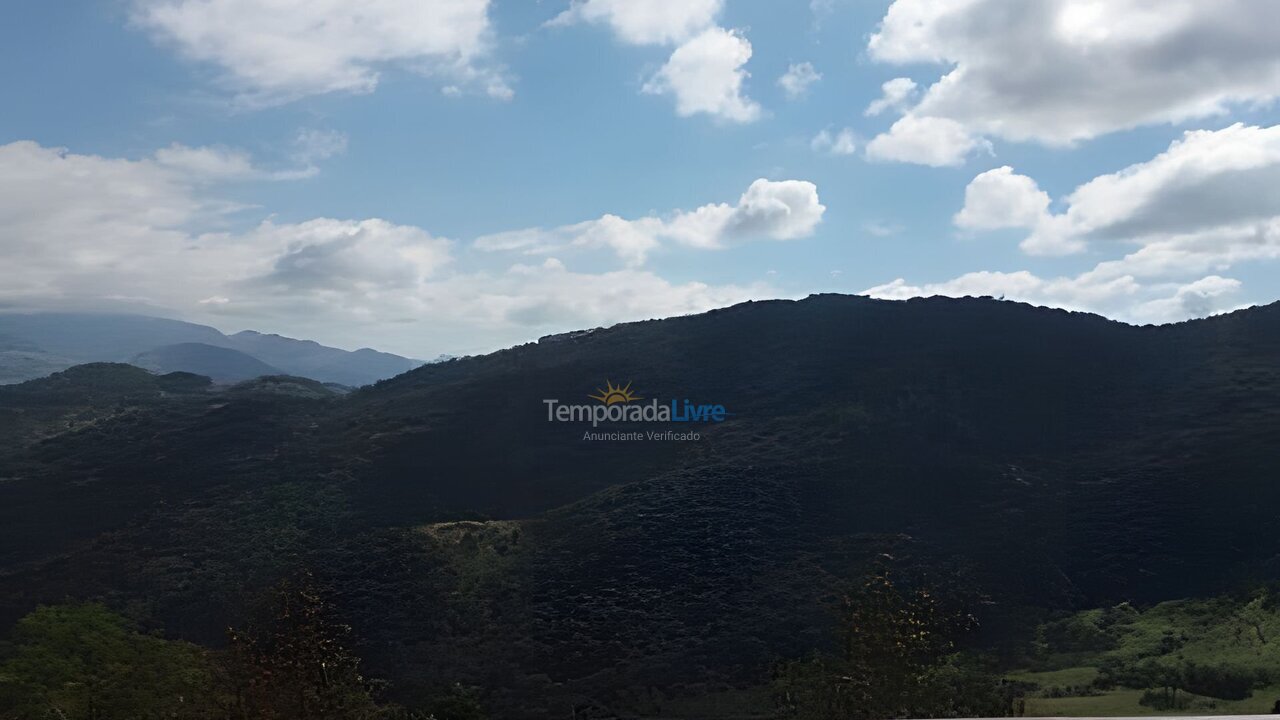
{"left": 130, "top": 343, "right": 284, "bottom": 384}
{"left": 0, "top": 312, "right": 424, "bottom": 386}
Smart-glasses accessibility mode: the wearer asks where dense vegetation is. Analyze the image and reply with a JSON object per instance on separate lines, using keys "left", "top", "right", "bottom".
{"left": 1, "top": 295, "right": 1278, "bottom": 717}
{"left": 1007, "top": 590, "right": 1280, "bottom": 714}
{"left": 0, "top": 583, "right": 483, "bottom": 719}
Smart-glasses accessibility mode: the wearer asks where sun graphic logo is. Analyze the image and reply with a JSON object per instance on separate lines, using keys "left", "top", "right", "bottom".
{"left": 588, "top": 380, "right": 642, "bottom": 405}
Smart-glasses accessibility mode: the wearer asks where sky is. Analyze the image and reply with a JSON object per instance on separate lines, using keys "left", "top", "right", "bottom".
{"left": 2, "top": 0, "right": 1280, "bottom": 359}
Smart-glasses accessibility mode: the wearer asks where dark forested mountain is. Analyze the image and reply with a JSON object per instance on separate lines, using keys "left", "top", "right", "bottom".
{"left": 0, "top": 295, "right": 1278, "bottom": 717}
{"left": 0, "top": 312, "right": 422, "bottom": 386}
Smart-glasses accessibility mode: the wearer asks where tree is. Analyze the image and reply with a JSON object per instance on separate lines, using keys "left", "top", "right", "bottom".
{"left": 773, "top": 566, "right": 1009, "bottom": 719}
{"left": 222, "top": 574, "right": 387, "bottom": 720}
{"left": 0, "top": 603, "right": 214, "bottom": 720}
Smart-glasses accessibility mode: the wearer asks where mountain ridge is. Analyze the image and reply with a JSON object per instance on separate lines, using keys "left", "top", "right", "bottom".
{"left": 0, "top": 312, "right": 423, "bottom": 386}
{"left": 1, "top": 294, "right": 1277, "bottom": 716}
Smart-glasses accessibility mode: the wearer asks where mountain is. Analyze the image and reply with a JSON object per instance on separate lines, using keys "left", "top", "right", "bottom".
{"left": 226, "top": 330, "right": 422, "bottom": 387}
{"left": 130, "top": 343, "right": 285, "bottom": 383}
{"left": 0, "top": 332, "right": 77, "bottom": 384}
{"left": 0, "top": 312, "right": 422, "bottom": 386}
{"left": 0, "top": 313, "right": 229, "bottom": 362}
{"left": 0, "top": 350, "right": 76, "bottom": 385}
{"left": 0, "top": 295, "right": 1278, "bottom": 717}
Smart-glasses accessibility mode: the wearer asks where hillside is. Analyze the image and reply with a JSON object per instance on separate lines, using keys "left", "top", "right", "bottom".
{"left": 227, "top": 330, "right": 423, "bottom": 387}
{"left": 131, "top": 343, "right": 285, "bottom": 383}
{"left": 0, "top": 312, "right": 422, "bottom": 386}
{"left": 0, "top": 295, "right": 1278, "bottom": 717}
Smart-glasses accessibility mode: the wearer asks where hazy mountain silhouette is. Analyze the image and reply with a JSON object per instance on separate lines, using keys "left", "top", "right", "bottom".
{"left": 130, "top": 343, "right": 284, "bottom": 383}
{"left": 0, "top": 312, "right": 421, "bottom": 385}
{"left": 227, "top": 330, "right": 422, "bottom": 387}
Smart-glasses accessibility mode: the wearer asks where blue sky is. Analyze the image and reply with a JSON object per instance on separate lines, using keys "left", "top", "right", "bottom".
{"left": 2, "top": 0, "right": 1279, "bottom": 358}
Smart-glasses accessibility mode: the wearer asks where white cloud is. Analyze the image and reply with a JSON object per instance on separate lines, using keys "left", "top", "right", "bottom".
{"left": 550, "top": 0, "right": 759, "bottom": 123}
{"left": 954, "top": 166, "right": 1050, "bottom": 230}
{"left": 1032, "top": 124, "right": 1280, "bottom": 249}
{"left": 133, "top": 0, "right": 509, "bottom": 105}
{"left": 873, "top": 122, "right": 1280, "bottom": 319}
{"left": 643, "top": 27, "right": 761, "bottom": 123}
{"left": 293, "top": 129, "right": 349, "bottom": 164}
{"left": 874, "top": 125, "right": 1280, "bottom": 324}
{"left": 864, "top": 77, "right": 917, "bottom": 117}
{"left": 234, "top": 219, "right": 452, "bottom": 294}
{"left": 549, "top": 0, "right": 722, "bottom": 45}
{"left": 0, "top": 140, "right": 787, "bottom": 356}
{"left": 1130, "top": 275, "right": 1243, "bottom": 324}
{"left": 864, "top": 269, "right": 1245, "bottom": 325}
{"left": 975, "top": 124, "right": 1280, "bottom": 257}
{"left": 722, "top": 179, "right": 826, "bottom": 241}
{"left": 865, "top": 270, "right": 1139, "bottom": 310}
{"left": 477, "top": 178, "right": 825, "bottom": 264}
{"left": 154, "top": 139, "right": 335, "bottom": 182}
{"left": 0, "top": 141, "right": 211, "bottom": 303}
{"left": 475, "top": 215, "right": 664, "bottom": 267}
{"left": 153, "top": 143, "right": 261, "bottom": 181}
{"left": 867, "top": 0, "right": 1280, "bottom": 145}
{"left": 811, "top": 128, "right": 857, "bottom": 156}
{"left": 865, "top": 115, "right": 990, "bottom": 167}
{"left": 778, "top": 62, "right": 821, "bottom": 100}
{"left": 437, "top": 257, "right": 770, "bottom": 334}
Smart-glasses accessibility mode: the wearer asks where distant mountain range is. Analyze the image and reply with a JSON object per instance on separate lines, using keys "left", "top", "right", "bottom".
{"left": 130, "top": 343, "right": 284, "bottom": 383}
{"left": 0, "top": 312, "right": 426, "bottom": 386}
{"left": 1, "top": 294, "right": 1277, "bottom": 716}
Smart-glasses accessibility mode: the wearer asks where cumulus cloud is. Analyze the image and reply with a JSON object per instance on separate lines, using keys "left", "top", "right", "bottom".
{"left": 811, "top": 128, "right": 857, "bottom": 156}
{"left": 873, "top": 125, "right": 1280, "bottom": 324}
{"left": 1026, "top": 124, "right": 1280, "bottom": 253}
{"left": 642, "top": 27, "right": 761, "bottom": 123}
{"left": 951, "top": 124, "right": 1280, "bottom": 257}
{"left": 0, "top": 141, "right": 214, "bottom": 303}
{"left": 865, "top": 269, "right": 1246, "bottom": 325}
{"left": 550, "top": 0, "right": 759, "bottom": 123}
{"left": 0, "top": 140, "right": 785, "bottom": 355}
{"left": 477, "top": 178, "right": 825, "bottom": 265}
{"left": 954, "top": 166, "right": 1051, "bottom": 230}
{"left": 0, "top": 141, "right": 443, "bottom": 307}
{"left": 865, "top": 270, "right": 1139, "bottom": 311}
{"left": 865, "top": 115, "right": 990, "bottom": 167}
{"left": 549, "top": 0, "right": 722, "bottom": 45}
{"left": 1130, "top": 275, "right": 1244, "bottom": 324}
{"left": 778, "top": 62, "right": 821, "bottom": 100}
{"left": 864, "top": 77, "right": 917, "bottom": 117}
{"left": 866, "top": 0, "right": 1280, "bottom": 146}
{"left": 235, "top": 219, "right": 452, "bottom": 294}
{"left": 133, "top": 0, "right": 509, "bottom": 104}
{"left": 875, "top": 122, "right": 1280, "bottom": 322}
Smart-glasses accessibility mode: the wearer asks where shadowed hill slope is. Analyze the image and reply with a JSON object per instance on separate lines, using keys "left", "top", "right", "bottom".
{"left": 131, "top": 343, "right": 284, "bottom": 383}
{"left": 1, "top": 295, "right": 1278, "bottom": 716}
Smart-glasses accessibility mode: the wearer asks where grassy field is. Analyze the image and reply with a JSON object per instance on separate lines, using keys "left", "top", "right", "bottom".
{"left": 1006, "top": 595, "right": 1280, "bottom": 716}
{"left": 1021, "top": 683, "right": 1280, "bottom": 716}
